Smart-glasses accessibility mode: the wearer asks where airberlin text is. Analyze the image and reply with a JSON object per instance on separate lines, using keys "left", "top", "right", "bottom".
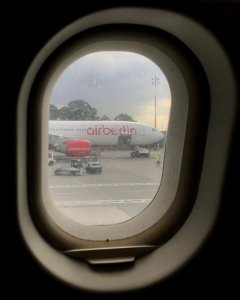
{"left": 87, "top": 125, "right": 137, "bottom": 136}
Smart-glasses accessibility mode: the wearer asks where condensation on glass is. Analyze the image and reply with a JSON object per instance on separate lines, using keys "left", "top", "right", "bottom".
{"left": 48, "top": 51, "right": 171, "bottom": 226}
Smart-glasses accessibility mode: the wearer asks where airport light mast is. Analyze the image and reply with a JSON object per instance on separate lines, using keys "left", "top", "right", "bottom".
{"left": 152, "top": 75, "right": 160, "bottom": 128}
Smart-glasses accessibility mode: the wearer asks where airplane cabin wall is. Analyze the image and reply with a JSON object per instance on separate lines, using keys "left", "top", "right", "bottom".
{"left": 2, "top": 0, "right": 239, "bottom": 298}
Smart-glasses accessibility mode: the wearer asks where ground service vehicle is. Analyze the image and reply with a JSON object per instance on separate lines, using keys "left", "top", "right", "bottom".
{"left": 48, "top": 151, "right": 56, "bottom": 166}
{"left": 54, "top": 159, "right": 82, "bottom": 176}
{"left": 85, "top": 161, "right": 102, "bottom": 174}
{"left": 130, "top": 147, "right": 150, "bottom": 158}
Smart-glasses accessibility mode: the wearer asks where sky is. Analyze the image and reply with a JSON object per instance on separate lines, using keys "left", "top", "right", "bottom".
{"left": 51, "top": 51, "right": 171, "bottom": 130}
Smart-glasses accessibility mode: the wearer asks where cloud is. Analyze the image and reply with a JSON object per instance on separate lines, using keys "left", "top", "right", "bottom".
{"left": 51, "top": 51, "right": 171, "bottom": 124}
{"left": 134, "top": 97, "right": 171, "bottom": 129}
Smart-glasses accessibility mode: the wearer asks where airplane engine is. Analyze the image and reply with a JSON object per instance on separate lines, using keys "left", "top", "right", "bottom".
{"left": 55, "top": 140, "right": 91, "bottom": 157}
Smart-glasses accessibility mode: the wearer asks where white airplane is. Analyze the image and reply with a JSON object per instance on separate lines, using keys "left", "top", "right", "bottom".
{"left": 49, "top": 120, "right": 163, "bottom": 156}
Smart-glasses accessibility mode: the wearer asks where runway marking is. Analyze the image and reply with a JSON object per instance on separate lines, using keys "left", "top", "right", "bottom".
{"left": 55, "top": 198, "right": 152, "bottom": 206}
{"left": 50, "top": 182, "right": 159, "bottom": 189}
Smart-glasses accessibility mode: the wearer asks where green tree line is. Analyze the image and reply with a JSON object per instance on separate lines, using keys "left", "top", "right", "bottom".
{"left": 50, "top": 100, "right": 136, "bottom": 121}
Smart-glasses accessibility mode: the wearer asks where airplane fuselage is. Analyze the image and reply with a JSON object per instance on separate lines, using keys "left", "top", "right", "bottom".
{"left": 49, "top": 120, "right": 163, "bottom": 146}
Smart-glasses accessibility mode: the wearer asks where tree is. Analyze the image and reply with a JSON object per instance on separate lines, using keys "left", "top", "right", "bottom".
{"left": 99, "top": 115, "right": 111, "bottom": 120}
{"left": 49, "top": 104, "right": 59, "bottom": 120}
{"left": 114, "top": 113, "right": 136, "bottom": 121}
{"left": 67, "top": 100, "right": 98, "bottom": 120}
{"left": 49, "top": 100, "right": 133, "bottom": 121}
{"left": 58, "top": 106, "right": 69, "bottom": 120}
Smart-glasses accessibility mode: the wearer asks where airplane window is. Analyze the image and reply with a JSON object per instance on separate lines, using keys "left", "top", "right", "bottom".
{"left": 15, "top": 4, "right": 239, "bottom": 293}
{"left": 17, "top": 7, "right": 237, "bottom": 293}
{"left": 48, "top": 51, "right": 171, "bottom": 226}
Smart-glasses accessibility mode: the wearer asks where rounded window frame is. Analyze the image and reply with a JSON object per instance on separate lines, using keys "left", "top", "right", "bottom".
{"left": 17, "top": 8, "right": 236, "bottom": 292}
{"left": 27, "top": 25, "right": 208, "bottom": 250}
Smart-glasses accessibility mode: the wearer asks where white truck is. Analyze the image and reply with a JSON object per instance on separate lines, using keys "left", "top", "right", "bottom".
{"left": 48, "top": 151, "right": 56, "bottom": 166}
{"left": 54, "top": 156, "right": 101, "bottom": 176}
{"left": 130, "top": 147, "right": 150, "bottom": 158}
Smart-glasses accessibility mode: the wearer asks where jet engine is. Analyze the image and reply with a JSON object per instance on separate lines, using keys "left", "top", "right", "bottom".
{"left": 54, "top": 140, "right": 91, "bottom": 157}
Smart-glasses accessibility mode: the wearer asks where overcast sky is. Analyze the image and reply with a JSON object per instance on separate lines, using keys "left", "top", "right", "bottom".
{"left": 51, "top": 51, "right": 171, "bottom": 130}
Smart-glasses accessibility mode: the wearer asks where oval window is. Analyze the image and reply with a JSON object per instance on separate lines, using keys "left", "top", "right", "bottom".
{"left": 17, "top": 8, "right": 235, "bottom": 292}
{"left": 48, "top": 51, "right": 171, "bottom": 226}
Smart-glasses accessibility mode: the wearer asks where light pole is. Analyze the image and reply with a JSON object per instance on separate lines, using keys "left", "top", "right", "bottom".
{"left": 152, "top": 75, "right": 160, "bottom": 128}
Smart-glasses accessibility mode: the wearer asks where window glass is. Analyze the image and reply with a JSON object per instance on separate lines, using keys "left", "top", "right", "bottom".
{"left": 48, "top": 51, "right": 171, "bottom": 225}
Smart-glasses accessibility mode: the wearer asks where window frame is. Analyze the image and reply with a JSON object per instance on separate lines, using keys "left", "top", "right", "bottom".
{"left": 25, "top": 26, "right": 208, "bottom": 250}
{"left": 17, "top": 8, "right": 236, "bottom": 292}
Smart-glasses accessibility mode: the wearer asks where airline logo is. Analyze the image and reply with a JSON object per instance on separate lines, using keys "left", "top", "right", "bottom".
{"left": 86, "top": 125, "right": 137, "bottom": 136}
